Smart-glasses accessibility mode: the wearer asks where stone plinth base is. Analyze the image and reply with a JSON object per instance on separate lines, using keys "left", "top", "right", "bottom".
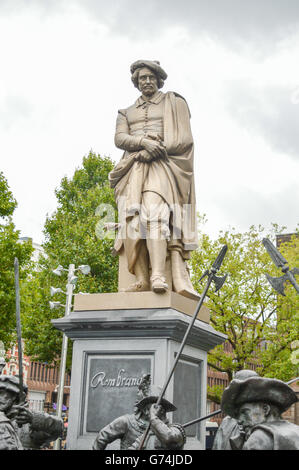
{"left": 73, "top": 290, "right": 209, "bottom": 322}
{"left": 52, "top": 292, "right": 226, "bottom": 450}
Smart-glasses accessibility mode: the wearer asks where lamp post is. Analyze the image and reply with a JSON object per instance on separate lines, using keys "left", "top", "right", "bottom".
{"left": 50, "top": 263, "right": 90, "bottom": 450}
{"left": 0, "top": 341, "right": 6, "bottom": 374}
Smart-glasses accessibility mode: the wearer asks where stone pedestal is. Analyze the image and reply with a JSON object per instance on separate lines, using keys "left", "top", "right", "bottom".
{"left": 52, "top": 292, "right": 226, "bottom": 450}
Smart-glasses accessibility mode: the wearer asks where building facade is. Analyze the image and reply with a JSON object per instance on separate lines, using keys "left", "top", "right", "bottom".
{"left": 1, "top": 342, "right": 71, "bottom": 414}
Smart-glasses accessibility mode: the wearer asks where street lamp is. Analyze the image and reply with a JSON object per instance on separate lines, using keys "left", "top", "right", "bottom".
{"left": 49, "top": 301, "right": 65, "bottom": 310}
{"left": 50, "top": 287, "right": 65, "bottom": 297}
{"left": 69, "top": 275, "right": 78, "bottom": 285}
{"left": 52, "top": 265, "right": 66, "bottom": 277}
{"left": 77, "top": 265, "right": 91, "bottom": 275}
{"left": 0, "top": 341, "right": 6, "bottom": 374}
{"left": 50, "top": 263, "right": 90, "bottom": 450}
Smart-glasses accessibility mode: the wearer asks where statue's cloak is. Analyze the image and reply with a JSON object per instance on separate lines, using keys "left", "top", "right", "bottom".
{"left": 109, "top": 91, "right": 198, "bottom": 273}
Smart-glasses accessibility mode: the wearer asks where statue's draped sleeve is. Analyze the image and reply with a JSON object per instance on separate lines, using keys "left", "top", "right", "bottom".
{"left": 114, "top": 109, "right": 144, "bottom": 152}
{"left": 109, "top": 109, "right": 141, "bottom": 191}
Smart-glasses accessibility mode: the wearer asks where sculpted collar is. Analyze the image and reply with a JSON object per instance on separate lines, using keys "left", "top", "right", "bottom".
{"left": 135, "top": 91, "right": 165, "bottom": 108}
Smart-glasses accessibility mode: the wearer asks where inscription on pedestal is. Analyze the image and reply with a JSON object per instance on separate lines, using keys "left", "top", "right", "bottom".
{"left": 83, "top": 355, "right": 151, "bottom": 433}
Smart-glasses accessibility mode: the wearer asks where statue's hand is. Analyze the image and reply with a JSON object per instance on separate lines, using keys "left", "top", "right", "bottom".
{"left": 136, "top": 150, "right": 154, "bottom": 163}
{"left": 150, "top": 404, "right": 163, "bottom": 420}
{"left": 141, "top": 138, "right": 167, "bottom": 160}
{"left": 229, "top": 428, "right": 246, "bottom": 450}
{"left": 13, "top": 405, "right": 33, "bottom": 425}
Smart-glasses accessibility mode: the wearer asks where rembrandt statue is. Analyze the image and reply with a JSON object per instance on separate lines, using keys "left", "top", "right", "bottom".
{"left": 109, "top": 60, "right": 198, "bottom": 299}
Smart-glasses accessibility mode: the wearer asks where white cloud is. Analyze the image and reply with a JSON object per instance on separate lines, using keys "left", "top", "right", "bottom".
{"left": 0, "top": 3, "right": 298, "bottom": 245}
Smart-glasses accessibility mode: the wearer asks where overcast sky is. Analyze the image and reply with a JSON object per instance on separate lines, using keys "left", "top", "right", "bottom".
{"left": 1, "top": 0, "right": 299, "bottom": 244}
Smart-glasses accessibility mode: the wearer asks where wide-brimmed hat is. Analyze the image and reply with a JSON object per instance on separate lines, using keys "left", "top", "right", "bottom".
{"left": 0, "top": 375, "right": 24, "bottom": 396}
{"left": 221, "top": 376, "right": 298, "bottom": 418}
{"left": 136, "top": 385, "right": 176, "bottom": 413}
{"left": 130, "top": 60, "right": 167, "bottom": 81}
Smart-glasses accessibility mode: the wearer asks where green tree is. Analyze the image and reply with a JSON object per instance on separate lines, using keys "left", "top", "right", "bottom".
{"left": 22, "top": 152, "right": 118, "bottom": 366}
{"left": 190, "top": 219, "right": 299, "bottom": 403}
{"left": 0, "top": 172, "right": 17, "bottom": 217}
{"left": 259, "top": 233, "right": 299, "bottom": 380}
{"left": 0, "top": 172, "right": 33, "bottom": 348}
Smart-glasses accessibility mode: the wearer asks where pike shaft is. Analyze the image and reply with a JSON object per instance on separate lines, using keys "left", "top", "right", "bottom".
{"left": 14, "top": 258, "right": 24, "bottom": 402}
{"left": 286, "top": 271, "right": 299, "bottom": 294}
{"left": 138, "top": 246, "right": 227, "bottom": 450}
{"left": 138, "top": 274, "right": 213, "bottom": 450}
{"left": 286, "top": 377, "right": 299, "bottom": 385}
{"left": 183, "top": 409, "right": 222, "bottom": 428}
{"left": 53, "top": 264, "right": 75, "bottom": 450}
{"left": 157, "top": 277, "right": 212, "bottom": 404}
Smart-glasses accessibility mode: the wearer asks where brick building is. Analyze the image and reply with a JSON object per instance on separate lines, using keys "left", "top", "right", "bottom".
{"left": 283, "top": 381, "right": 299, "bottom": 424}
{"left": 276, "top": 232, "right": 299, "bottom": 247}
{"left": 1, "top": 342, "right": 71, "bottom": 414}
{"left": 206, "top": 338, "right": 259, "bottom": 425}
{"left": 1, "top": 238, "right": 71, "bottom": 414}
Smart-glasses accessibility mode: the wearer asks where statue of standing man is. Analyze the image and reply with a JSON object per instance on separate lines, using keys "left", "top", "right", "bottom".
{"left": 109, "top": 60, "right": 198, "bottom": 300}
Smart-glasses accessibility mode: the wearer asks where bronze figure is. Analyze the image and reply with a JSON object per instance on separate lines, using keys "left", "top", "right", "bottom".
{"left": 221, "top": 375, "right": 299, "bottom": 450}
{"left": 0, "top": 375, "right": 23, "bottom": 450}
{"left": 213, "top": 369, "right": 259, "bottom": 450}
{"left": 92, "top": 377, "right": 185, "bottom": 450}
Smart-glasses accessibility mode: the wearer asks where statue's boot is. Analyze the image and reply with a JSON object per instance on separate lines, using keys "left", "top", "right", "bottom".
{"left": 150, "top": 274, "right": 169, "bottom": 293}
{"left": 171, "top": 250, "right": 200, "bottom": 300}
{"left": 121, "top": 242, "right": 150, "bottom": 292}
{"left": 147, "top": 238, "right": 169, "bottom": 293}
{"left": 121, "top": 279, "right": 150, "bottom": 292}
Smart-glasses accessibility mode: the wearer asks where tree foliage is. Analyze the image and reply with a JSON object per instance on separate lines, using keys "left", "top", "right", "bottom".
{"left": 0, "top": 172, "right": 33, "bottom": 348}
{"left": 22, "top": 152, "right": 118, "bottom": 367}
{"left": 190, "top": 218, "right": 299, "bottom": 403}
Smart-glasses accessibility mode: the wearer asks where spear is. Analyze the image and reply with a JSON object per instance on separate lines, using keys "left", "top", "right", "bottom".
{"left": 138, "top": 245, "right": 228, "bottom": 449}
{"left": 183, "top": 409, "right": 222, "bottom": 428}
{"left": 182, "top": 377, "right": 299, "bottom": 428}
{"left": 14, "top": 258, "right": 26, "bottom": 405}
{"left": 262, "top": 238, "right": 299, "bottom": 295}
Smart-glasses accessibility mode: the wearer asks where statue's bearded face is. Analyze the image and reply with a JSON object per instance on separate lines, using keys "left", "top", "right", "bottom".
{"left": 237, "top": 402, "right": 268, "bottom": 433}
{"left": 138, "top": 67, "right": 158, "bottom": 97}
{"left": 0, "top": 389, "right": 16, "bottom": 412}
